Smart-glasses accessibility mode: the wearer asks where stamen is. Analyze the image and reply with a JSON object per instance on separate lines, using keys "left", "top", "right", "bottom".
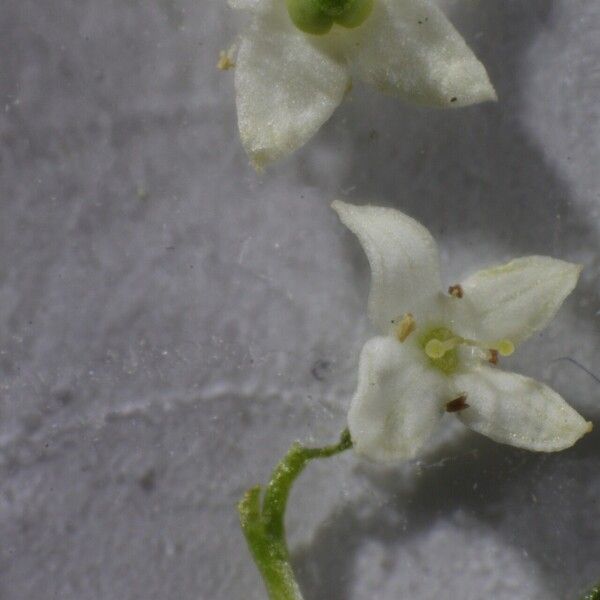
{"left": 394, "top": 313, "right": 416, "bottom": 342}
{"left": 459, "top": 337, "right": 515, "bottom": 359}
{"left": 217, "top": 46, "right": 237, "bottom": 71}
{"left": 448, "top": 284, "right": 464, "bottom": 298}
{"left": 446, "top": 394, "right": 469, "bottom": 413}
{"left": 496, "top": 339, "right": 515, "bottom": 357}
{"left": 421, "top": 326, "right": 516, "bottom": 374}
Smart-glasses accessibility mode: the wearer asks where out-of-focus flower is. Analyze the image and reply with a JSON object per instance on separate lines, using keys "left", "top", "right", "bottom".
{"left": 230, "top": 0, "right": 496, "bottom": 169}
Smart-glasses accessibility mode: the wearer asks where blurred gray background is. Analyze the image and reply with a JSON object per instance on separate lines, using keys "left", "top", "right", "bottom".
{"left": 0, "top": 0, "right": 599, "bottom": 598}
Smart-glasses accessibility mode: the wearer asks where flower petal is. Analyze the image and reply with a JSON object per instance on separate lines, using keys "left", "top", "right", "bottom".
{"left": 453, "top": 365, "right": 592, "bottom": 451}
{"left": 332, "top": 201, "right": 442, "bottom": 332}
{"left": 235, "top": 1, "right": 349, "bottom": 169}
{"left": 337, "top": 0, "right": 496, "bottom": 107}
{"left": 348, "top": 336, "right": 447, "bottom": 462}
{"left": 454, "top": 256, "right": 582, "bottom": 345}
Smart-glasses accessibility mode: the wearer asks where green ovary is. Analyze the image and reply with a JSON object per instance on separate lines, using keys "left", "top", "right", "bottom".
{"left": 286, "top": 0, "right": 374, "bottom": 35}
{"left": 420, "top": 327, "right": 460, "bottom": 375}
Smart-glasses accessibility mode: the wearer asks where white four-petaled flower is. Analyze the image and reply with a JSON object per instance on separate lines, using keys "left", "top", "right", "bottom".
{"left": 333, "top": 200, "right": 592, "bottom": 463}
{"left": 230, "top": 0, "right": 496, "bottom": 169}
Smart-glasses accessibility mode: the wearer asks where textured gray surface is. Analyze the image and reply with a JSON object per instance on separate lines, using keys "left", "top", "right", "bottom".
{"left": 0, "top": 0, "right": 599, "bottom": 599}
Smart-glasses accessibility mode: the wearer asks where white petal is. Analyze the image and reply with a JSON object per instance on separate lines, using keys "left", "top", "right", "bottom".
{"left": 235, "top": 2, "right": 349, "bottom": 169}
{"left": 333, "top": 201, "right": 443, "bottom": 332}
{"left": 349, "top": 336, "right": 447, "bottom": 463}
{"left": 337, "top": 0, "right": 496, "bottom": 107}
{"left": 453, "top": 366, "right": 592, "bottom": 451}
{"left": 453, "top": 256, "right": 582, "bottom": 345}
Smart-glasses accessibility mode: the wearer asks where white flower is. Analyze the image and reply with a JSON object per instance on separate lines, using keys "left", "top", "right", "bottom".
{"left": 230, "top": 0, "right": 496, "bottom": 169}
{"left": 333, "top": 200, "right": 592, "bottom": 463}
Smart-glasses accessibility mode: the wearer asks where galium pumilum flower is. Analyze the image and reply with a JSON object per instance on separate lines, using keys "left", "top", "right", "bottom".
{"left": 333, "top": 201, "right": 592, "bottom": 463}
{"left": 230, "top": 0, "right": 496, "bottom": 169}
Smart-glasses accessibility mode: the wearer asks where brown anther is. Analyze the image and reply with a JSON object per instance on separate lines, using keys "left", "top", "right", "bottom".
{"left": 448, "top": 284, "right": 464, "bottom": 298}
{"left": 488, "top": 349, "right": 499, "bottom": 365}
{"left": 446, "top": 394, "right": 469, "bottom": 413}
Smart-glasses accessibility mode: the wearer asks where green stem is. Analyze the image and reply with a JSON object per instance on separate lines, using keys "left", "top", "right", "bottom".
{"left": 238, "top": 429, "right": 352, "bottom": 600}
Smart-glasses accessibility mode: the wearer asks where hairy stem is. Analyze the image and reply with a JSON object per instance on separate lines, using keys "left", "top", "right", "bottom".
{"left": 238, "top": 429, "right": 352, "bottom": 600}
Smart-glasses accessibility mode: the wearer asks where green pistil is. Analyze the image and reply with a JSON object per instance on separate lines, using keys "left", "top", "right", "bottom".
{"left": 285, "top": 0, "right": 374, "bottom": 35}
{"left": 317, "top": 0, "right": 350, "bottom": 17}
{"left": 420, "top": 326, "right": 459, "bottom": 375}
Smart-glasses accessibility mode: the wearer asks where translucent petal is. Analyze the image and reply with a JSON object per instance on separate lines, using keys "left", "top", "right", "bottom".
{"left": 453, "top": 256, "right": 582, "bottom": 345}
{"left": 332, "top": 201, "right": 443, "bottom": 332}
{"left": 337, "top": 0, "right": 496, "bottom": 107}
{"left": 453, "top": 366, "right": 592, "bottom": 451}
{"left": 348, "top": 336, "right": 447, "bottom": 463}
{"left": 235, "top": 1, "right": 349, "bottom": 169}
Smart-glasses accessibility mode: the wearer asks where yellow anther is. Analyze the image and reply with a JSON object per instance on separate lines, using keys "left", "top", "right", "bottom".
{"left": 217, "top": 46, "right": 237, "bottom": 71}
{"left": 394, "top": 313, "right": 416, "bottom": 342}
{"left": 496, "top": 339, "right": 515, "bottom": 357}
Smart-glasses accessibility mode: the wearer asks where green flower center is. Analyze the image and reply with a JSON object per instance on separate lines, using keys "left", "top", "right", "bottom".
{"left": 420, "top": 327, "right": 460, "bottom": 375}
{"left": 285, "top": 0, "right": 374, "bottom": 35}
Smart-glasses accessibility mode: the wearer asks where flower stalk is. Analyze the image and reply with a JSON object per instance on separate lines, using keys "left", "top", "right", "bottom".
{"left": 238, "top": 429, "right": 353, "bottom": 599}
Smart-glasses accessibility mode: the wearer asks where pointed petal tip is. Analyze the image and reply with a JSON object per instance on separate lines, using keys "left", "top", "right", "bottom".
{"left": 559, "top": 259, "right": 584, "bottom": 277}
{"left": 559, "top": 258, "right": 584, "bottom": 293}
{"left": 561, "top": 415, "right": 594, "bottom": 449}
{"left": 331, "top": 199, "right": 364, "bottom": 227}
{"left": 447, "top": 72, "right": 497, "bottom": 108}
{"left": 331, "top": 199, "right": 353, "bottom": 218}
{"left": 554, "top": 414, "right": 593, "bottom": 451}
{"left": 248, "top": 151, "right": 267, "bottom": 173}
{"left": 331, "top": 198, "right": 345, "bottom": 211}
{"left": 480, "top": 70, "right": 498, "bottom": 103}
{"left": 486, "top": 83, "right": 498, "bottom": 103}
